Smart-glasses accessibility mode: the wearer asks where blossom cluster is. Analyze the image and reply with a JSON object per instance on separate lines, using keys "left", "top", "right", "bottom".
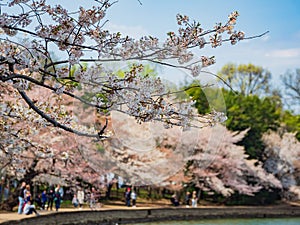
{"left": 0, "top": 0, "right": 245, "bottom": 73}
{"left": 0, "top": 0, "right": 250, "bottom": 138}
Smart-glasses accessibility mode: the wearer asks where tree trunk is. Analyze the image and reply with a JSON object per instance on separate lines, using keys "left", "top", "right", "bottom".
{"left": 0, "top": 189, "right": 18, "bottom": 211}
{"left": 0, "top": 159, "right": 39, "bottom": 211}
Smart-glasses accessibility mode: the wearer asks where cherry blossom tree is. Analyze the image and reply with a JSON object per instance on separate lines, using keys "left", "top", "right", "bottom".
{"left": 184, "top": 125, "right": 282, "bottom": 197}
{"left": 0, "top": 83, "right": 111, "bottom": 210}
{"left": 262, "top": 131, "right": 300, "bottom": 201}
{"left": 0, "top": 0, "right": 270, "bottom": 210}
{"left": 103, "top": 110, "right": 185, "bottom": 186}
{"left": 0, "top": 0, "right": 267, "bottom": 138}
{"left": 103, "top": 112, "right": 282, "bottom": 196}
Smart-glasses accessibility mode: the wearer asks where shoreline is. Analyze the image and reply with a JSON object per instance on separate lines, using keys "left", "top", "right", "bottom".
{"left": 1, "top": 204, "right": 300, "bottom": 225}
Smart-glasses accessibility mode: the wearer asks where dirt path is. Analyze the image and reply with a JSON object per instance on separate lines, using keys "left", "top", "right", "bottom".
{"left": 1, "top": 201, "right": 300, "bottom": 224}
{"left": 0, "top": 203, "right": 165, "bottom": 223}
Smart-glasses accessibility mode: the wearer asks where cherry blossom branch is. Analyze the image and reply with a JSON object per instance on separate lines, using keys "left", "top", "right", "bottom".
{"left": 0, "top": 72, "right": 111, "bottom": 109}
{"left": 0, "top": 1, "right": 266, "bottom": 137}
{"left": 17, "top": 89, "right": 107, "bottom": 139}
{"left": 2, "top": 25, "right": 100, "bottom": 51}
{"left": 0, "top": 161, "right": 12, "bottom": 171}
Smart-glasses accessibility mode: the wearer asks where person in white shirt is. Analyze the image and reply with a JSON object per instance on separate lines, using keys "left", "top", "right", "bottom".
{"left": 23, "top": 200, "right": 39, "bottom": 216}
{"left": 131, "top": 190, "right": 137, "bottom": 207}
{"left": 77, "top": 188, "right": 85, "bottom": 209}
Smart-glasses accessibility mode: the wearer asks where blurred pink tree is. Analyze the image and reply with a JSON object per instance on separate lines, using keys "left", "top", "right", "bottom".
{"left": 0, "top": 83, "right": 110, "bottom": 210}
{"left": 263, "top": 131, "right": 300, "bottom": 200}
{"left": 184, "top": 125, "right": 282, "bottom": 197}
{"left": 104, "top": 114, "right": 282, "bottom": 196}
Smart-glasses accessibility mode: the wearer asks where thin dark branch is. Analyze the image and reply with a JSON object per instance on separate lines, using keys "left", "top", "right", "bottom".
{"left": 142, "top": 59, "right": 237, "bottom": 93}
{"left": 199, "top": 70, "right": 238, "bottom": 94}
{"left": 152, "top": 83, "right": 214, "bottom": 98}
{"left": 17, "top": 89, "right": 107, "bottom": 139}
{"left": 2, "top": 25, "right": 98, "bottom": 51}
{"left": 1, "top": 73, "right": 110, "bottom": 110}
{"left": 244, "top": 31, "right": 269, "bottom": 40}
{"left": 0, "top": 161, "right": 12, "bottom": 171}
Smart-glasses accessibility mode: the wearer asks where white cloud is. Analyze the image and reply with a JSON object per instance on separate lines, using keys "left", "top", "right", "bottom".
{"left": 265, "top": 48, "right": 300, "bottom": 58}
{"left": 106, "top": 23, "right": 149, "bottom": 39}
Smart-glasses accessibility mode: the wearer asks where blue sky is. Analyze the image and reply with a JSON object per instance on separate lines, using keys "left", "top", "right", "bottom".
{"left": 100, "top": 0, "right": 300, "bottom": 89}
{"left": 9, "top": 0, "right": 298, "bottom": 91}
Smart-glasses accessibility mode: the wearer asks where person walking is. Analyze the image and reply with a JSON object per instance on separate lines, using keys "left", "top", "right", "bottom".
{"left": 77, "top": 188, "right": 85, "bottom": 209}
{"left": 130, "top": 189, "right": 137, "bottom": 207}
{"left": 47, "top": 189, "right": 54, "bottom": 211}
{"left": 191, "top": 191, "right": 198, "bottom": 208}
{"left": 55, "top": 184, "right": 64, "bottom": 199}
{"left": 3, "top": 184, "right": 9, "bottom": 201}
{"left": 124, "top": 188, "right": 131, "bottom": 207}
{"left": 185, "top": 191, "right": 191, "bottom": 207}
{"left": 89, "top": 187, "right": 99, "bottom": 210}
{"left": 17, "top": 182, "right": 26, "bottom": 214}
{"left": 54, "top": 188, "right": 61, "bottom": 211}
{"left": 41, "top": 190, "right": 48, "bottom": 210}
{"left": 0, "top": 177, "right": 4, "bottom": 200}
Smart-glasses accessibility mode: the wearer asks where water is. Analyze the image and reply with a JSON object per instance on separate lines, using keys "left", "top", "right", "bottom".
{"left": 132, "top": 217, "right": 300, "bottom": 225}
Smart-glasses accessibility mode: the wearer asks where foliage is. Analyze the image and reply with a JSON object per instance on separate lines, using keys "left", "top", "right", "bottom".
{"left": 217, "top": 63, "right": 271, "bottom": 96}
{"left": 185, "top": 84, "right": 281, "bottom": 159}
{"left": 280, "top": 110, "right": 300, "bottom": 141}
{"left": 225, "top": 189, "right": 281, "bottom": 206}
{"left": 184, "top": 81, "right": 226, "bottom": 114}
{"left": 225, "top": 92, "right": 281, "bottom": 159}
{"left": 281, "top": 68, "right": 300, "bottom": 110}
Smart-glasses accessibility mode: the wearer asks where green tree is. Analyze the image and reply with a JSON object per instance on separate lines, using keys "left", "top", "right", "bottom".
{"left": 184, "top": 81, "right": 226, "bottom": 114}
{"left": 186, "top": 85, "right": 281, "bottom": 159}
{"left": 280, "top": 110, "right": 300, "bottom": 141}
{"left": 281, "top": 68, "right": 300, "bottom": 111}
{"left": 225, "top": 92, "right": 280, "bottom": 159}
{"left": 218, "top": 63, "right": 271, "bottom": 96}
